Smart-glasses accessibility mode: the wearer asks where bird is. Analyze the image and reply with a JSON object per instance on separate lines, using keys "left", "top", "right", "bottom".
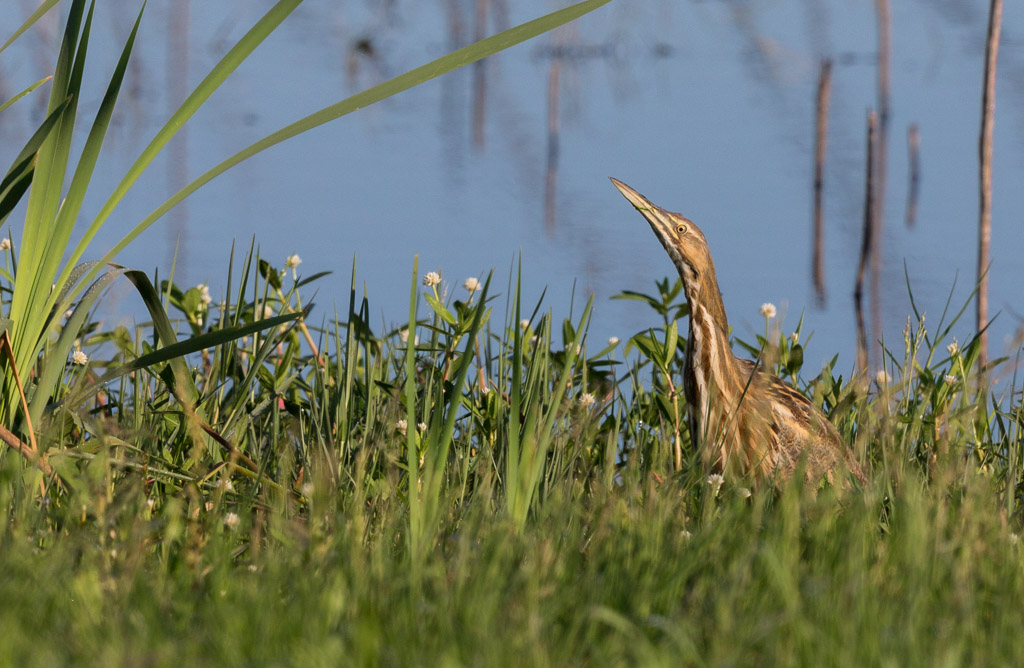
{"left": 611, "top": 178, "right": 866, "bottom": 488}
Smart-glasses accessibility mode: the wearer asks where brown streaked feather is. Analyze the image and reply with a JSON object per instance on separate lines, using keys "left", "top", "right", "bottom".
{"left": 611, "top": 178, "right": 866, "bottom": 489}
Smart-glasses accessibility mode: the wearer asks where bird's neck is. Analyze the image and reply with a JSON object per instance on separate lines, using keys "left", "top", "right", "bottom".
{"left": 681, "top": 266, "right": 731, "bottom": 350}
{"left": 682, "top": 268, "right": 743, "bottom": 395}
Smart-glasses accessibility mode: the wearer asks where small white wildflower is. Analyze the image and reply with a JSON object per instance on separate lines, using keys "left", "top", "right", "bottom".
{"left": 219, "top": 479, "right": 234, "bottom": 492}
{"left": 759, "top": 303, "right": 777, "bottom": 319}
{"left": 247, "top": 564, "right": 258, "bottom": 573}
{"left": 145, "top": 498, "right": 155, "bottom": 510}
{"left": 262, "top": 304, "right": 275, "bottom": 319}
{"left": 947, "top": 339, "right": 960, "bottom": 356}
{"left": 707, "top": 473, "right": 725, "bottom": 496}
{"left": 197, "top": 283, "right": 212, "bottom": 306}
{"left": 285, "top": 253, "right": 302, "bottom": 269}
{"left": 0, "top": 238, "right": 10, "bottom": 251}
{"left": 789, "top": 332, "right": 799, "bottom": 345}
{"left": 396, "top": 419, "right": 408, "bottom": 435}
{"left": 608, "top": 336, "right": 620, "bottom": 346}
{"left": 1011, "top": 533, "right": 1020, "bottom": 546}
{"left": 423, "top": 271, "right": 441, "bottom": 287}
{"left": 300, "top": 482, "right": 315, "bottom": 498}
{"left": 417, "top": 422, "right": 427, "bottom": 432}
{"left": 529, "top": 335, "right": 538, "bottom": 346}
{"left": 520, "top": 319, "right": 530, "bottom": 330}
{"left": 224, "top": 512, "right": 240, "bottom": 529}
{"left": 578, "top": 392, "right": 596, "bottom": 407}
{"left": 463, "top": 277, "right": 480, "bottom": 293}
{"left": 944, "top": 374, "right": 957, "bottom": 386}
{"left": 680, "top": 529, "right": 692, "bottom": 541}
{"left": 875, "top": 370, "right": 892, "bottom": 385}
{"left": 738, "top": 487, "right": 752, "bottom": 499}
{"left": 71, "top": 349, "right": 88, "bottom": 365}
{"left": 64, "top": 310, "right": 74, "bottom": 320}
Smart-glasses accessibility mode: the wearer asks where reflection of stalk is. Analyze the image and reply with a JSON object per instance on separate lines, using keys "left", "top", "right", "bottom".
{"left": 167, "top": 1, "right": 191, "bottom": 273}
{"left": 871, "top": 0, "right": 890, "bottom": 372}
{"left": 544, "top": 54, "right": 561, "bottom": 234}
{"left": 812, "top": 59, "right": 831, "bottom": 306}
{"left": 472, "top": 0, "right": 489, "bottom": 149}
{"left": 978, "top": 0, "right": 1002, "bottom": 370}
{"left": 855, "top": 111, "right": 877, "bottom": 382}
{"left": 905, "top": 124, "right": 920, "bottom": 226}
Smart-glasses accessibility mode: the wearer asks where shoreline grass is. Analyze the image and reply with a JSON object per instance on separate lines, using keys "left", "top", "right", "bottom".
{"left": 1, "top": 250, "right": 1021, "bottom": 664}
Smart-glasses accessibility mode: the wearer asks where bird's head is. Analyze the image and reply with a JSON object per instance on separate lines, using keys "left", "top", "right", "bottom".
{"left": 610, "top": 178, "right": 714, "bottom": 295}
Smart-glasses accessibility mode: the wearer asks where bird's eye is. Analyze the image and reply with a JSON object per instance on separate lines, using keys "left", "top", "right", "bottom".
{"left": 676, "top": 224, "right": 687, "bottom": 234}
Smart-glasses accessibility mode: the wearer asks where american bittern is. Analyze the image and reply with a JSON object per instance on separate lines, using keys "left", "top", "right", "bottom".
{"left": 611, "top": 178, "right": 865, "bottom": 487}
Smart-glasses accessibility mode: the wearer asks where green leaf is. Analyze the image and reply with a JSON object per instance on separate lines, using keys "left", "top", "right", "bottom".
{"left": 424, "top": 292, "right": 457, "bottom": 326}
{"left": 664, "top": 320, "right": 678, "bottom": 369}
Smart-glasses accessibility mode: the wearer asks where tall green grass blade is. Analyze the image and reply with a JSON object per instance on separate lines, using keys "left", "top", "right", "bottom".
{"left": 52, "top": 0, "right": 301, "bottom": 326}
{"left": 0, "top": 76, "right": 53, "bottom": 114}
{"left": 0, "top": 0, "right": 61, "bottom": 54}
{"left": 0, "top": 97, "right": 72, "bottom": 227}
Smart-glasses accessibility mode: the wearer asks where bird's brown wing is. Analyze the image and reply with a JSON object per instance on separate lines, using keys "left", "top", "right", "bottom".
{"left": 737, "top": 359, "right": 866, "bottom": 486}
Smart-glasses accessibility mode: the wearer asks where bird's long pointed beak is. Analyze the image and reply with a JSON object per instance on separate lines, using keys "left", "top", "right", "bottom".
{"left": 609, "top": 177, "right": 674, "bottom": 237}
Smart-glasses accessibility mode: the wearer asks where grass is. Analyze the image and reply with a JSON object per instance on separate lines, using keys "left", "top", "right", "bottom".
{"left": 3, "top": 1, "right": 1024, "bottom": 664}
{"left": 0, "top": 251, "right": 1022, "bottom": 665}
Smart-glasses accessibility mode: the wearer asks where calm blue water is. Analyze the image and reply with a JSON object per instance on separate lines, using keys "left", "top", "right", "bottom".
{"left": 1, "top": 0, "right": 1023, "bottom": 382}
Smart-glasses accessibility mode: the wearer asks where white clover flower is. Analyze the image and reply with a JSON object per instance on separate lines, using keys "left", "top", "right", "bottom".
{"left": 707, "top": 473, "right": 725, "bottom": 486}
{"left": 197, "top": 283, "right": 212, "bottom": 306}
{"left": 520, "top": 319, "right": 531, "bottom": 330}
{"left": 759, "top": 303, "right": 777, "bottom": 319}
{"left": 285, "top": 253, "right": 302, "bottom": 269}
{"left": 0, "top": 238, "right": 11, "bottom": 251}
{"left": 219, "top": 479, "right": 234, "bottom": 492}
{"left": 396, "top": 419, "right": 408, "bottom": 435}
{"left": 875, "top": 370, "right": 892, "bottom": 385}
{"left": 1011, "top": 533, "right": 1020, "bottom": 546}
{"left": 608, "top": 336, "right": 620, "bottom": 346}
{"left": 947, "top": 339, "right": 960, "bottom": 356}
{"left": 423, "top": 271, "right": 441, "bottom": 287}
{"left": 789, "top": 332, "right": 799, "bottom": 345}
{"left": 417, "top": 422, "right": 427, "bottom": 432}
{"left": 738, "top": 487, "right": 752, "bottom": 499}
{"left": 224, "top": 512, "right": 240, "bottom": 529}
{"left": 578, "top": 392, "right": 596, "bottom": 407}
{"left": 463, "top": 277, "right": 480, "bottom": 293}
{"left": 71, "top": 349, "right": 88, "bottom": 365}
{"left": 680, "top": 529, "right": 692, "bottom": 541}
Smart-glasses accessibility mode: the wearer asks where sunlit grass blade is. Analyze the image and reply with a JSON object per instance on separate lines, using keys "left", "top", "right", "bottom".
{"left": 56, "top": 0, "right": 303, "bottom": 305}
{"left": 0, "top": 76, "right": 53, "bottom": 114}
{"left": 0, "top": 96, "right": 72, "bottom": 228}
{"left": 0, "top": 0, "right": 61, "bottom": 54}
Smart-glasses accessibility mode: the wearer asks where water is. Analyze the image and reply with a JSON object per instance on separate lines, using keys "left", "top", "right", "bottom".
{"left": 1, "top": 0, "right": 1022, "bottom": 380}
